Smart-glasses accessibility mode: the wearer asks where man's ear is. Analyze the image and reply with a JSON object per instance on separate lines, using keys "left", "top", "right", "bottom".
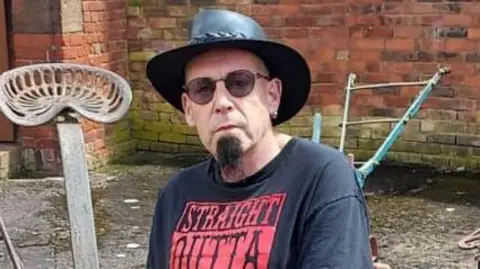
{"left": 267, "top": 78, "right": 282, "bottom": 113}
{"left": 181, "top": 93, "right": 195, "bottom": 127}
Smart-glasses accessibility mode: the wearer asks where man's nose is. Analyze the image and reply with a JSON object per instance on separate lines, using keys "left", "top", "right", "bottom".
{"left": 212, "top": 82, "right": 234, "bottom": 114}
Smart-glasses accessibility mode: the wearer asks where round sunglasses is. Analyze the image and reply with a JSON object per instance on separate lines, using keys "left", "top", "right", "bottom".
{"left": 183, "top": 69, "right": 270, "bottom": 105}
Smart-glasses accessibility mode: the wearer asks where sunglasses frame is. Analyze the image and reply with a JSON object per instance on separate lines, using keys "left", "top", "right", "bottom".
{"left": 183, "top": 69, "right": 270, "bottom": 105}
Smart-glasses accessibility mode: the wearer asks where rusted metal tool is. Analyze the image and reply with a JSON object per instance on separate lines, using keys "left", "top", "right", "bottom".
{"left": 458, "top": 228, "right": 480, "bottom": 269}
{"left": 311, "top": 66, "right": 451, "bottom": 269}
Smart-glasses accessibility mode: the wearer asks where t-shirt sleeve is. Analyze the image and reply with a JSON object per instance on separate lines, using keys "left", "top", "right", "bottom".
{"left": 297, "top": 154, "right": 374, "bottom": 269}
{"left": 146, "top": 188, "right": 168, "bottom": 269}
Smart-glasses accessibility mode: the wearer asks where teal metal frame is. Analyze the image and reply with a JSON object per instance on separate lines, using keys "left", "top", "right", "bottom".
{"left": 311, "top": 66, "right": 451, "bottom": 188}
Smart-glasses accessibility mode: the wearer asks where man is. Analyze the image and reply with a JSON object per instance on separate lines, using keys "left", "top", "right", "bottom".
{"left": 145, "top": 9, "right": 374, "bottom": 269}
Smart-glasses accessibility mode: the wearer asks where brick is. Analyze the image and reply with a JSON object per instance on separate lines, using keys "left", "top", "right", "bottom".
{"left": 349, "top": 3, "right": 382, "bottom": 15}
{"left": 425, "top": 98, "right": 476, "bottom": 111}
{"left": 129, "top": 51, "right": 156, "bottom": 61}
{"left": 288, "top": 116, "right": 312, "bottom": 127}
{"left": 383, "top": 3, "right": 408, "bottom": 14}
{"left": 172, "top": 125, "right": 197, "bottom": 135}
{"left": 382, "top": 62, "right": 413, "bottom": 73}
{"left": 436, "top": 52, "right": 464, "bottom": 62}
{"left": 456, "top": 134, "right": 480, "bottom": 147}
{"left": 335, "top": 50, "right": 349, "bottom": 61}
{"left": 314, "top": 73, "right": 336, "bottom": 83}
{"left": 251, "top": 5, "right": 298, "bottom": 17}
{"left": 350, "top": 50, "right": 381, "bottom": 61}
{"left": 284, "top": 27, "right": 309, "bottom": 38}
{"left": 427, "top": 133, "right": 456, "bottom": 144}
{"left": 370, "top": 124, "right": 392, "bottom": 139}
{"left": 315, "top": 16, "right": 346, "bottom": 26}
{"left": 290, "top": 127, "right": 312, "bottom": 137}
{"left": 420, "top": 155, "right": 450, "bottom": 168}
{"left": 166, "top": 5, "right": 196, "bottom": 17}
{"left": 351, "top": 38, "right": 385, "bottom": 50}
{"left": 151, "top": 141, "right": 180, "bottom": 152}
{"left": 436, "top": 27, "right": 468, "bottom": 38}
{"left": 416, "top": 38, "right": 445, "bottom": 51}
{"left": 466, "top": 124, "right": 480, "bottom": 135}
{"left": 444, "top": 39, "right": 476, "bottom": 52}
{"left": 381, "top": 51, "right": 435, "bottom": 62}
{"left": 442, "top": 14, "right": 473, "bottom": 26}
{"left": 430, "top": 86, "right": 455, "bottom": 98}
{"left": 402, "top": 132, "right": 427, "bottom": 143}
{"left": 455, "top": 86, "right": 480, "bottom": 99}
{"left": 437, "top": 121, "right": 466, "bottom": 133}
{"left": 427, "top": 109, "right": 456, "bottom": 120}
{"left": 346, "top": 127, "right": 371, "bottom": 139}
{"left": 420, "top": 120, "right": 435, "bottom": 132}
{"left": 364, "top": 27, "right": 394, "bottom": 38}
{"left": 411, "top": 3, "right": 438, "bottom": 14}
{"left": 254, "top": 0, "right": 279, "bottom": 3}
{"left": 465, "top": 53, "right": 480, "bottom": 62}
{"left": 133, "top": 131, "right": 158, "bottom": 141}
{"left": 393, "top": 27, "right": 424, "bottom": 38}
{"left": 457, "top": 111, "right": 477, "bottom": 122}
{"left": 388, "top": 152, "right": 422, "bottom": 165}
{"left": 432, "top": 3, "right": 462, "bottom": 13}
{"left": 299, "top": 4, "right": 336, "bottom": 15}
{"left": 385, "top": 38, "right": 414, "bottom": 50}
{"left": 191, "top": 0, "right": 216, "bottom": 5}
{"left": 285, "top": 16, "right": 314, "bottom": 27}
{"left": 148, "top": 18, "right": 177, "bottom": 28}
{"left": 372, "top": 108, "right": 395, "bottom": 117}
{"left": 144, "top": 122, "right": 172, "bottom": 133}
{"left": 467, "top": 28, "right": 480, "bottom": 39}
{"left": 358, "top": 139, "right": 384, "bottom": 151}
{"left": 83, "top": 1, "right": 107, "bottom": 11}
{"left": 383, "top": 15, "right": 413, "bottom": 26}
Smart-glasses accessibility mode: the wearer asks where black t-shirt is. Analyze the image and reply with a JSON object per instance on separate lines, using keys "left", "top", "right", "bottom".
{"left": 146, "top": 137, "right": 374, "bottom": 269}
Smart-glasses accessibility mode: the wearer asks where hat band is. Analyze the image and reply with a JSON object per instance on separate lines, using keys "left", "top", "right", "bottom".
{"left": 189, "top": 31, "right": 247, "bottom": 45}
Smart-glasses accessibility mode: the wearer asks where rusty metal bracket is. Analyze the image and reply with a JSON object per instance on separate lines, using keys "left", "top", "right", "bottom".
{"left": 458, "top": 228, "right": 480, "bottom": 269}
{"left": 459, "top": 228, "right": 480, "bottom": 250}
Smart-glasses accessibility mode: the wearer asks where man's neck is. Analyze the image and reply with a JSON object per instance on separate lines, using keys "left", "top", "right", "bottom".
{"left": 220, "top": 132, "right": 291, "bottom": 183}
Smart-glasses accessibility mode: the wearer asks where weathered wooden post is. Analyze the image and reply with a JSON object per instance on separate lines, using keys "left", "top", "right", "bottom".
{"left": 0, "top": 63, "right": 132, "bottom": 269}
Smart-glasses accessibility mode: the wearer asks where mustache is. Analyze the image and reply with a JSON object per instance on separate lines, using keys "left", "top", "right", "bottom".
{"left": 212, "top": 122, "right": 245, "bottom": 132}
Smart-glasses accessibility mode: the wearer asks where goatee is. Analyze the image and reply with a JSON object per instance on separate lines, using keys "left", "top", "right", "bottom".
{"left": 216, "top": 135, "right": 243, "bottom": 170}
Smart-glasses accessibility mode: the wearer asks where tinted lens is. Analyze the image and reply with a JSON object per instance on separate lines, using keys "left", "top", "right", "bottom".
{"left": 185, "top": 78, "right": 215, "bottom": 104}
{"left": 225, "top": 70, "right": 255, "bottom": 97}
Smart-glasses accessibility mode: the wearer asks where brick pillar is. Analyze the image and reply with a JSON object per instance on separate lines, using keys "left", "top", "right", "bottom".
{"left": 8, "top": 0, "right": 134, "bottom": 177}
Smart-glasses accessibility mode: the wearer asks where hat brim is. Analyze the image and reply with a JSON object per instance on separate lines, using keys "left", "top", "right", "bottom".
{"left": 146, "top": 39, "right": 311, "bottom": 126}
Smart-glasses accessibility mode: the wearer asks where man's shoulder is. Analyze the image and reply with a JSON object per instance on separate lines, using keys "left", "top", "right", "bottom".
{"left": 161, "top": 158, "right": 212, "bottom": 192}
{"left": 291, "top": 137, "right": 350, "bottom": 167}
{"left": 290, "top": 138, "right": 361, "bottom": 195}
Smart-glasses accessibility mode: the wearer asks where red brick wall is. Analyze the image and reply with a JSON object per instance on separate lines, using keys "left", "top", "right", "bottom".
{"left": 8, "top": 0, "right": 133, "bottom": 176}
{"left": 128, "top": 1, "right": 480, "bottom": 170}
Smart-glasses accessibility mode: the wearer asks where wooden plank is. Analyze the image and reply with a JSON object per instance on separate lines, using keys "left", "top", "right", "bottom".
{"left": 57, "top": 122, "right": 100, "bottom": 269}
{"left": 0, "top": 0, "right": 15, "bottom": 142}
{"left": 0, "top": 0, "right": 9, "bottom": 73}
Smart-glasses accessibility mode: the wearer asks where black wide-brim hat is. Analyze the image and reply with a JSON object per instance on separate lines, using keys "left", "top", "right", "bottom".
{"left": 146, "top": 9, "right": 311, "bottom": 126}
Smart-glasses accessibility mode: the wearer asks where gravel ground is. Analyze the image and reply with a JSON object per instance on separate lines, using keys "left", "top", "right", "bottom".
{"left": 0, "top": 152, "right": 479, "bottom": 269}
{"left": 365, "top": 163, "right": 480, "bottom": 269}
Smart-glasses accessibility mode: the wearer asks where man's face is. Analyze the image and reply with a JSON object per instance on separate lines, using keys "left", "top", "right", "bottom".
{"left": 181, "top": 48, "right": 282, "bottom": 159}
